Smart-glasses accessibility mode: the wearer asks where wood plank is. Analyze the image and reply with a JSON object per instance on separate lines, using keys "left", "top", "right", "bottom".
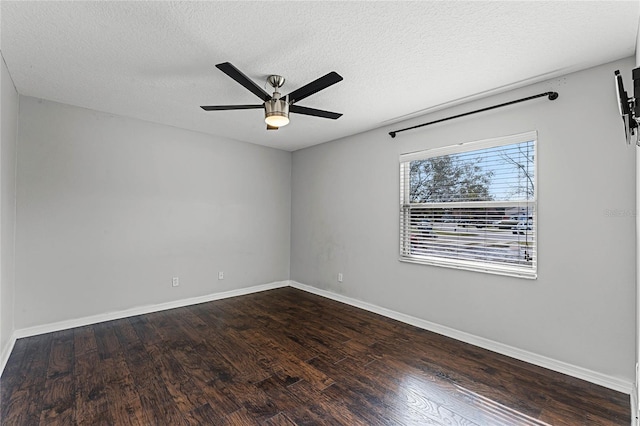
{"left": 220, "top": 407, "right": 261, "bottom": 426}
{"left": 0, "top": 338, "right": 36, "bottom": 414}
{"left": 46, "top": 330, "right": 74, "bottom": 379}
{"left": 263, "top": 412, "right": 298, "bottom": 426}
{"left": 73, "top": 325, "right": 98, "bottom": 356}
{"left": 38, "top": 330, "right": 76, "bottom": 423}
{"left": 183, "top": 403, "right": 223, "bottom": 425}
{"left": 3, "top": 332, "right": 54, "bottom": 424}
{"left": 101, "top": 353, "right": 148, "bottom": 426}
{"left": 39, "top": 373, "right": 75, "bottom": 425}
{"left": 93, "top": 321, "right": 124, "bottom": 360}
{"left": 74, "top": 348, "right": 112, "bottom": 425}
{"left": 134, "top": 374, "right": 188, "bottom": 425}
{"left": 111, "top": 317, "right": 140, "bottom": 349}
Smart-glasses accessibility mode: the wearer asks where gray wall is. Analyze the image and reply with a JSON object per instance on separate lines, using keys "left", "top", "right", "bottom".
{"left": 0, "top": 54, "right": 18, "bottom": 361}
{"left": 14, "top": 97, "right": 291, "bottom": 328}
{"left": 291, "top": 58, "right": 636, "bottom": 382}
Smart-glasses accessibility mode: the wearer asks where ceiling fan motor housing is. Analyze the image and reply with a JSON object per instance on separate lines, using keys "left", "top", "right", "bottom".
{"left": 264, "top": 96, "right": 290, "bottom": 127}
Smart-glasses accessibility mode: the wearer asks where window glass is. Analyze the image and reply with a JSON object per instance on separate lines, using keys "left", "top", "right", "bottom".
{"left": 400, "top": 132, "right": 537, "bottom": 278}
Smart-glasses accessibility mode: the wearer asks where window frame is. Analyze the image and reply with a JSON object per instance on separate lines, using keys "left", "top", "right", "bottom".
{"left": 399, "top": 131, "right": 538, "bottom": 279}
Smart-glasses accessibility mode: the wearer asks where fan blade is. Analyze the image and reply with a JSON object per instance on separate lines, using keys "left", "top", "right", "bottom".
{"left": 216, "top": 62, "right": 271, "bottom": 102}
{"left": 285, "top": 72, "right": 343, "bottom": 104}
{"left": 290, "top": 105, "right": 342, "bottom": 119}
{"left": 267, "top": 125, "right": 279, "bottom": 130}
{"left": 201, "top": 104, "right": 264, "bottom": 111}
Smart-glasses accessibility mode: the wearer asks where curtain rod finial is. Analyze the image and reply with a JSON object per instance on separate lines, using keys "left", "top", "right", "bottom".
{"left": 548, "top": 92, "right": 559, "bottom": 100}
{"left": 389, "top": 132, "right": 397, "bottom": 138}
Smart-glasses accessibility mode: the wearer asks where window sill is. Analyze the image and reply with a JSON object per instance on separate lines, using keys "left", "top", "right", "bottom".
{"left": 399, "top": 256, "right": 537, "bottom": 280}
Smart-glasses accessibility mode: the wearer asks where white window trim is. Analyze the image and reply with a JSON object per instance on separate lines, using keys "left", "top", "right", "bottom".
{"left": 399, "top": 131, "right": 538, "bottom": 279}
{"left": 400, "top": 131, "right": 538, "bottom": 163}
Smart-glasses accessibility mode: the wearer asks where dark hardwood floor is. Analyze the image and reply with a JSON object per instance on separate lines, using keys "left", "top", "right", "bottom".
{"left": 0, "top": 287, "right": 630, "bottom": 425}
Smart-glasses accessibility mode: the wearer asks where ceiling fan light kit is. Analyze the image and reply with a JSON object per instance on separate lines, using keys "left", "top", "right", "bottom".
{"left": 264, "top": 97, "right": 290, "bottom": 128}
{"left": 201, "top": 62, "right": 343, "bottom": 130}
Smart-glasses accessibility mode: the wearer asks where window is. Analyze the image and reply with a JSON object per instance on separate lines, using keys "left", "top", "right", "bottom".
{"left": 399, "top": 131, "right": 537, "bottom": 279}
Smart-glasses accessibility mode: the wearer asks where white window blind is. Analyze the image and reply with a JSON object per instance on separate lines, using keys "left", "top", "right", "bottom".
{"left": 399, "top": 131, "right": 537, "bottom": 279}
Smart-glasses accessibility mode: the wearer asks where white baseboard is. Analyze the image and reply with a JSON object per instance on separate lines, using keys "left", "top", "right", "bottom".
{"left": 13, "top": 281, "right": 289, "bottom": 340}
{"left": 0, "top": 330, "right": 17, "bottom": 376}
{"left": 289, "top": 280, "right": 634, "bottom": 395}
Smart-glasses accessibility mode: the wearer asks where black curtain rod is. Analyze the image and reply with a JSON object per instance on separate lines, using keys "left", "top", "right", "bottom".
{"left": 388, "top": 91, "right": 559, "bottom": 138}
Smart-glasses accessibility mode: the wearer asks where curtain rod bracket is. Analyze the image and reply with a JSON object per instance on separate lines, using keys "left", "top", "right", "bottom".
{"left": 389, "top": 91, "right": 559, "bottom": 138}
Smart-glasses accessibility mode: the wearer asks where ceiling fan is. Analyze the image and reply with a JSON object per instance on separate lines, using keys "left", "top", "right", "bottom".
{"left": 201, "top": 62, "right": 343, "bottom": 130}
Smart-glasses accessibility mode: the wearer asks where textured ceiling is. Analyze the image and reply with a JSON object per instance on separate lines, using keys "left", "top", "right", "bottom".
{"left": 1, "top": 1, "right": 639, "bottom": 151}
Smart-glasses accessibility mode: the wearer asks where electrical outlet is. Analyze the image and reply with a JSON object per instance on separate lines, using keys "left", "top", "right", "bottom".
{"left": 338, "top": 273, "right": 343, "bottom": 283}
{"left": 172, "top": 277, "right": 179, "bottom": 287}
{"left": 218, "top": 271, "right": 224, "bottom": 280}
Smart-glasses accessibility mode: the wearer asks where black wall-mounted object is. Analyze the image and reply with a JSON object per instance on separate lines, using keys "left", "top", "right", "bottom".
{"left": 614, "top": 67, "right": 640, "bottom": 146}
